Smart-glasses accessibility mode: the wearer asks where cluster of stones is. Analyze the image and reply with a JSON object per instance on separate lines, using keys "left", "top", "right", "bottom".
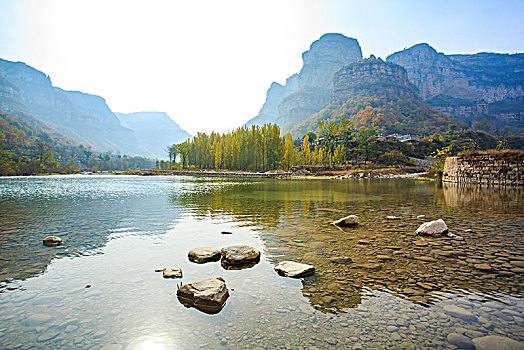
{"left": 158, "top": 243, "right": 315, "bottom": 314}
{"left": 443, "top": 153, "right": 523, "bottom": 186}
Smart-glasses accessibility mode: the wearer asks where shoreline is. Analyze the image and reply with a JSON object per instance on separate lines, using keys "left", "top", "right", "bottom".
{"left": 118, "top": 167, "right": 429, "bottom": 179}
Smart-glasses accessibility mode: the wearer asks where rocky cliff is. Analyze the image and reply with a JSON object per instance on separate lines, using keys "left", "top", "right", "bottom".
{"left": 387, "top": 44, "right": 524, "bottom": 131}
{"left": 116, "top": 111, "right": 191, "bottom": 160}
{"left": 333, "top": 57, "right": 418, "bottom": 103}
{"left": 0, "top": 58, "right": 150, "bottom": 156}
{"left": 245, "top": 33, "right": 362, "bottom": 132}
{"left": 0, "top": 72, "right": 25, "bottom": 112}
{"left": 292, "top": 58, "right": 461, "bottom": 138}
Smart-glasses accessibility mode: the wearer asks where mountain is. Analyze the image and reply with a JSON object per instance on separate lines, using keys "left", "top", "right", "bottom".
{"left": 116, "top": 111, "right": 191, "bottom": 159}
{"left": 387, "top": 44, "right": 524, "bottom": 133}
{"left": 292, "top": 57, "right": 463, "bottom": 137}
{"left": 245, "top": 33, "right": 363, "bottom": 133}
{"left": 0, "top": 58, "right": 150, "bottom": 156}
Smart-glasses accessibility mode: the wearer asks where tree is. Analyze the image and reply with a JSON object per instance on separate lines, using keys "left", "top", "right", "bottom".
{"left": 301, "top": 134, "right": 311, "bottom": 165}
{"left": 357, "top": 128, "right": 378, "bottom": 162}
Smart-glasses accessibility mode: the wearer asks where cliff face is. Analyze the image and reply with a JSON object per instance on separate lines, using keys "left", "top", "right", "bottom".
{"left": 0, "top": 73, "right": 25, "bottom": 112}
{"left": 291, "top": 58, "right": 462, "bottom": 138}
{"left": 333, "top": 58, "right": 418, "bottom": 103}
{"left": 246, "top": 34, "right": 362, "bottom": 132}
{"left": 299, "top": 33, "right": 363, "bottom": 90}
{"left": 116, "top": 111, "right": 191, "bottom": 160}
{"left": 0, "top": 58, "right": 149, "bottom": 156}
{"left": 59, "top": 89, "right": 151, "bottom": 157}
{"left": 387, "top": 44, "right": 524, "bottom": 129}
{"left": 276, "top": 88, "right": 331, "bottom": 134}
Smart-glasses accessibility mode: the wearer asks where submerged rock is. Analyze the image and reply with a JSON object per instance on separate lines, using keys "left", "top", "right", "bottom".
{"left": 472, "top": 335, "right": 524, "bottom": 350}
{"left": 176, "top": 277, "right": 229, "bottom": 314}
{"left": 274, "top": 261, "right": 315, "bottom": 278}
{"left": 188, "top": 247, "right": 221, "bottom": 263}
{"left": 163, "top": 268, "right": 183, "bottom": 279}
{"left": 447, "top": 333, "right": 474, "bottom": 349}
{"left": 43, "top": 236, "right": 62, "bottom": 247}
{"left": 333, "top": 215, "right": 359, "bottom": 227}
{"left": 221, "top": 245, "right": 260, "bottom": 266}
{"left": 442, "top": 305, "right": 476, "bottom": 321}
{"left": 416, "top": 219, "right": 448, "bottom": 235}
{"left": 329, "top": 257, "right": 353, "bottom": 264}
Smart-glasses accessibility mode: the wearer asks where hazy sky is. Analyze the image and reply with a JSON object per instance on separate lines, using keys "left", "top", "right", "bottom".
{"left": 1, "top": 0, "right": 523, "bottom": 134}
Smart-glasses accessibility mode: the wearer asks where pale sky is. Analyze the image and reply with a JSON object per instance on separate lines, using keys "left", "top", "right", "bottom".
{"left": 1, "top": 0, "right": 523, "bottom": 135}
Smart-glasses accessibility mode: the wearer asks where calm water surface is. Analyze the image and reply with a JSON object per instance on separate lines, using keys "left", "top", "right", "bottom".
{"left": 0, "top": 175, "right": 523, "bottom": 349}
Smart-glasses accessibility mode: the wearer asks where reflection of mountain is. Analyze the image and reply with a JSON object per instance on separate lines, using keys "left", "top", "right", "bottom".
{"left": 0, "top": 176, "right": 182, "bottom": 285}
{"left": 171, "top": 177, "right": 524, "bottom": 312}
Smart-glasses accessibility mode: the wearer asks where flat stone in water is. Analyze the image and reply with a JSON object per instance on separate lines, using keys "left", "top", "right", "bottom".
{"left": 333, "top": 215, "right": 359, "bottom": 227}
{"left": 474, "top": 263, "right": 494, "bottom": 272}
{"left": 416, "top": 219, "right": 448, "bottom": 235}
{"left": 163, "top": 268, "right": 182, "bottom": 279}
{"left": 358, "top": 240, "right": 371, "bottom": 245}
{"left": 221, "top": 245, "right": 260, "bottom": 266}
{"left": 25, "top": 314, "right": 52, "bottom": 327}
{"left": 43, "top": 236, "right": 62, "bottom": 247}
{"left": 414, "top": 256, "right": 437, "bottom": 263}
{"left": 376, "top": 255, "right": 392, "bottom": 261}
{"left": 447, "top": 333, "right": 474, "bottom": 349}
{"left": 188, "top": 247, "right": 221, "bottom": 263}
{"left": 177, "top": 277, "right": 229, "bottom": 314}
{"left": 472, "top": 335, "right": 524, "bottom": 350}
{"left": 442, "top": 305, "right": 477, "bottom": 321}
{"left": 329, "top": 257, "right": 353, "bottom": 264}
{"left": 274, "top": 261, "right": 315, "bottom": 278}
{"left": 37, "top": 330, "right": 61, "bottom": 342}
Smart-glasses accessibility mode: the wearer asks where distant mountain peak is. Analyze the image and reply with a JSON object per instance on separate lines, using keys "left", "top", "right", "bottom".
{"left": 116, "top": 111, "right": 191, "bottom": 160}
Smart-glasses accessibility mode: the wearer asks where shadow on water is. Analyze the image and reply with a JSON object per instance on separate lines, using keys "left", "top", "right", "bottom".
{"left": 0, "top": 176, "right": 183, "bottom": 287}
{"left": 171, "top": 177, "right": 524, "bottom": 312}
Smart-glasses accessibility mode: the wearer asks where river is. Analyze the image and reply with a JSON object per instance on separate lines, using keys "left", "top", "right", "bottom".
{"left": 0, "top": 175, "right": 522, "bottom": 349}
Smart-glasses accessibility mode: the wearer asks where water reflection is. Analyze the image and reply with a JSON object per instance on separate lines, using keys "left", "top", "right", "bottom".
{"left": 172, "top": 178, "right": 524, "bottom": 312}
{"left": 0, "top": 175, "right": 183, "bottom": 285}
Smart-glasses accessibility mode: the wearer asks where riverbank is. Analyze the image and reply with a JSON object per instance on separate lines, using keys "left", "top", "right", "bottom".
{"left": 119, "top": 166, "right": 428, "bottom": 179}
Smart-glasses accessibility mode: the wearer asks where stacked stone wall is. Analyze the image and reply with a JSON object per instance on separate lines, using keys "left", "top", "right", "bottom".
{"left": 443, "top": 152, "right": 523, "bottom": 186}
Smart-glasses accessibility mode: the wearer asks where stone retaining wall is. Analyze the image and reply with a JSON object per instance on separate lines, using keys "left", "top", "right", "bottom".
{"left": 443, "top": 152, "right": 523, "bottom": 186}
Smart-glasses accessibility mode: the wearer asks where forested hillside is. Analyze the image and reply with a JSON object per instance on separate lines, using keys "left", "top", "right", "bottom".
{"left": 0, "top": 110, "right": 153, "bottom": 175}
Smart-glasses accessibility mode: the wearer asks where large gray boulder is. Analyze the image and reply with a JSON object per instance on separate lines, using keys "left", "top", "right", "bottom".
{"left": 274, "top": 261, "right": 315, "bottom": 278}
{"left": 176, "top": 277, "right": 229, "bottom": 314}
{"left": 472, "top": 336, "right": 524, "bottom": 350}
{"left": 43, "top": 236, "right": 62, "bottom": 247}
{"left": 221, "top": 245, "right": 260, "bottom": 266}
{"left": 416, "top": 219, "right": 448, "bottom": 235}
{"left": 188, "top": 247, "right": 221, "bottom": 263}
{"left": 333, "top": 215, "right": 359, "bottom": 227}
